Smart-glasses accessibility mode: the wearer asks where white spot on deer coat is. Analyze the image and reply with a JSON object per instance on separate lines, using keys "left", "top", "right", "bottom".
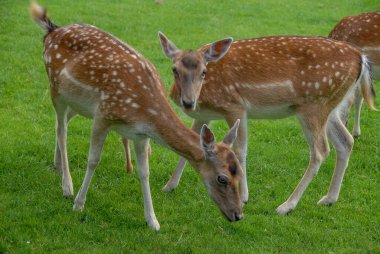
{"left": 131, "top": 103, "right": 140, "bottom": 108}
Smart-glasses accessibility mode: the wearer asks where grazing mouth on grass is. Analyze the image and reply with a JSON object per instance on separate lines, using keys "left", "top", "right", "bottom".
{"left": 221, "top": 210, "right": 244, "bottom": 222}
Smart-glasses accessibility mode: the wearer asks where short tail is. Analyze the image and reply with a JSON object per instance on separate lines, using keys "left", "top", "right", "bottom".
{"left": 30, "top": 1, "right": 58, "bottom": 33}
{"left": 359, "top": 55, "right": 377, "bottom": 111}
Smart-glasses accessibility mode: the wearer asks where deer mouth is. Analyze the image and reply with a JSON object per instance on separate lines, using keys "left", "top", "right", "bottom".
{"left": 181, "top": 99, "right": 195, "bottom": 110}
{"left": 221, "top": 209, "right": 244, "bottom": 222}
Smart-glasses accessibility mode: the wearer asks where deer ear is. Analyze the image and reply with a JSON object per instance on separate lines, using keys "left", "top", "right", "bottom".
{"left": 158, "top": 31, "right": 180, "bottom": 60}
{"left": 203, "top": 37, "right": 233, "bottom": 63}
{"left": 222, "top": 119, "right": 240, "bottom": 147}
{"left": 200, "top": 124, "right": 215, "bottom": 157}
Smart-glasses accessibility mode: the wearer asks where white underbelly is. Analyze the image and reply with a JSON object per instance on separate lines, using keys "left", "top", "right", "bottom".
{"left": 58, "top": 68, "right": 100, "bottom": 118}
{"left": 246, "top": 104, "right": 295, "bottom": 119}
{"left": 184, "top": 108, "right": 224, "bottom": 121}
{"left": 112, "top": 122, "right": 158, "bottom": 141}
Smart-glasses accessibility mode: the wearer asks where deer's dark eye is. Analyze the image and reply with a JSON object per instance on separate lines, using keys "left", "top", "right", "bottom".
{"left": 173, "top": 67, "right": 179, "bottom": 76}
{"left": 201, "top": 70, "right": 207, "bottom": 77}
{"left": 217, "top": 175, "right": 229, "bottom": 186}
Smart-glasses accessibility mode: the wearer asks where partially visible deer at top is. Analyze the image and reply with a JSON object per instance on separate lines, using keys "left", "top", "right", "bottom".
{"left": 329, "top": 11, "right": 380, "bottom": 137}
{"left": 31, "top": 2, "right": 244, "bottom": 231}
{"left": 157, "top": 32, "right": 376, "bottom": 215}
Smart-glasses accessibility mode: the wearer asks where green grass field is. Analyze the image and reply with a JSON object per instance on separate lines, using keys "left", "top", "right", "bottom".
{"left": 1, "top": 0, "right": 379, "bottom": 252}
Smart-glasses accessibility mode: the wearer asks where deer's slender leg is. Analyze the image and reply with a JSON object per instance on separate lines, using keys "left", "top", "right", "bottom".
{"left": 73, "top": 116, "right": 110, "bottom": 210}
{"left": 54, "top": 107, "right": 77, "bottom": 171}
{"left": 162, "top": 119, "right": 209, "bottom": 192}
{"left": 277, "top": 110, "right": 330, "bottom": 214}
{"left": 122, "top": 138, "right": 134, "bottom": 173}
{"left": 352, "top": 90, "right": 363, "bottom": 138}
{"left": 134, "top": 138, "right": 160, "bottom": 231}
{"left": 318, "top": 112, "right": 354, "bottom": 205}
{"left": 225, "top": 111, "right": 248, "bottom": 205}
{"left": 54, "top": 101, "right": 74, "bottom": 197}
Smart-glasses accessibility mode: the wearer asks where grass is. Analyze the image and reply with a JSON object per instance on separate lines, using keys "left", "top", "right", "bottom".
{"left": 1, "top": 0, "right": 379, "bottom": 252}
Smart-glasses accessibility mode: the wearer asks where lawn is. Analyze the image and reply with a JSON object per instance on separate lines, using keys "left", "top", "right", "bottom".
{"left": 0, "top": 0, "right": 379, "bottom": 253}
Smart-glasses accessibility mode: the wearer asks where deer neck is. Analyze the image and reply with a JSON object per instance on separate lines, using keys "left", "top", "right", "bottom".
{"left": 151, "top": 103, "right": 204, "bottom": 166}
{"left": 169, "top": 84, "right": 181, "bottom": 106}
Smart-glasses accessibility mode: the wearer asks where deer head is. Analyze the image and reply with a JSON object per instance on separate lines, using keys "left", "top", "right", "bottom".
{"left": 197, "top": 120, "right": 243, "bottom": 221}
{"left": 158, "top": 32, "right": 233, "bottom": 110}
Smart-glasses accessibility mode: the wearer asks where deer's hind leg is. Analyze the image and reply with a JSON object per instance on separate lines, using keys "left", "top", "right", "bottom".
{"left": 318, "top": 111, "right": 354, "bottom": 205}
{"left": 73, "top": 116, "right": 110, "bottom": 210}
{"left": 54, "top": 107, "right": 77, "bottom": 171}
{"left": 276, "top": 108, "right": 330, "bottom": 214}
{"left": 54, "top": 102, "right": 76, "bottom": 197}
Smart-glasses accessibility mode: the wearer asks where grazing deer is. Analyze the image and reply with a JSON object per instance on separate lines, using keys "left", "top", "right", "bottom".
{"left": 30, "top": 2, "right": 244, "bottom": 230}
{"left": 158, "top": 32, "right": 377, "bottom": 214}
{"left": 329, "top": 11, "right": 380, "bottom": 137}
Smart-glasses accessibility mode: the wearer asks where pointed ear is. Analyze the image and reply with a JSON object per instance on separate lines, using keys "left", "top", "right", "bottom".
{"left": 223, "top": 119, "right": 240, "bottom": 147}
{"left": 200, "top": 124, "right": 215, "bottom": 157}
{"left": 158, "top": 31, "right": 180, "bottom": 60}
{"left": 202, "top": 37, "right": 233, "bottom": 63}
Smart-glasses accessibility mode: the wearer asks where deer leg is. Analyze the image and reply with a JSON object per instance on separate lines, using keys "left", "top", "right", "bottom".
{"left": 276, "top": 113, "right": 330, "bottom": 215}
{"left": 122, "top": 138, "right": 134, "bottom": 173}
{"left": 162, "top": 119, "right": 209, "bottom": 192}
{"left": 134, "top": 138, "right": 160, "bottom": 231}
{"left": 225, "top": 111, "right": 248, "bottom": 205}
{"left": 352, "top": 92, "right": 363, "bottom": 138}
{"left": 318, "top": 113, "right": 354, "bottom": 205}
{"left": 73, "top": 117, "right": 109, "bottom": 211}
{"left": 54, "top": 107, "right": 77, "bottom": 171}
{"left": 54, "top": 103, "right": 74, "bottom": 197}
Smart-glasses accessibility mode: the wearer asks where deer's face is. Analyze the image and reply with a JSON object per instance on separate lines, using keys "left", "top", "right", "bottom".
{"left": 195, "top": 120, "right": 243, "bottom": 222}
{"left": 159, "top": 32, "right": 233, "bottom": 111}
{"left": 198, "top": 143, "right": 243, "bottom": 221}
{"left": 171, "top": 51, "right": 207, "bottom": 110}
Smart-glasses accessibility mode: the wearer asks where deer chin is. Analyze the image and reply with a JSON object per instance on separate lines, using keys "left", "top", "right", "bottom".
{"left": 220, "top": 209, "right": 244, "bottom": 222}
{"left": 180, "top": 98, "right": 197, "bottom": 111}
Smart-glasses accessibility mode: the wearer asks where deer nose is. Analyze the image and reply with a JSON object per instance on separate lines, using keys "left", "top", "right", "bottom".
{"left": 234, "top": 212, "right": 244, "bottom": 221}
{"left": 182, "top": 99, "right": 194, "bottom": 109}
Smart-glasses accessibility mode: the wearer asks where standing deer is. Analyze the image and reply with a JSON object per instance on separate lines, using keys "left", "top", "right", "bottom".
{"left": 329, "top": 11, "right": 380, "bottom": 137}
{"left": 158, "top": 32, "right": 376, "bottom": 214}
{"left": 30, "top": 2, "right": 244, "bottom": 231}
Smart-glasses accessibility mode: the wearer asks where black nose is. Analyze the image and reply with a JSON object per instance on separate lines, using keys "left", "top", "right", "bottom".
{"left": 234, "top": 212, "right": 243, "bottom": 221}
{"left": 182, "top": 100, "right": 194, "bottom": 109}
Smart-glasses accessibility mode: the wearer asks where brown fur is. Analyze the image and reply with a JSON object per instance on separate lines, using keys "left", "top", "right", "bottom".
{"left": 32, "top": 2, "right": 244, "bottom": 223}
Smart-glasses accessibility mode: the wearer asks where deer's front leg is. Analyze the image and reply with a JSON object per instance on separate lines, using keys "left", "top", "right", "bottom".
{"left": 226, "top": 111, "right": 248, "bottom": 205}
{"left": 134, "top": 138, "right": 160, "bottom": 231}
{"left": 162, "top": 119, "right": 209, "bottom": 192}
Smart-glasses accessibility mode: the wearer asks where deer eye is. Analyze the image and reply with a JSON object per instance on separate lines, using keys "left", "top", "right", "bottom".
{"left": 201, "top": 69, "right": 207, "bottom": 77}
{"left": 172, "top": 67, "right": 179, "bottom": 77}
{"left": 217, "top": 175, "right": 229, "bottom": 186}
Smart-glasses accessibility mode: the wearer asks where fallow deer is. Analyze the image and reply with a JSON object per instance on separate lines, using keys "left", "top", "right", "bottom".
{"left": 158, "top": 33, "right": 377, "bottom": 214}
{"left": 329, "top": 11, "right": 380, "bottom": 137}
{"left": 30, "top": 2, "right": 244, "bottom": 230}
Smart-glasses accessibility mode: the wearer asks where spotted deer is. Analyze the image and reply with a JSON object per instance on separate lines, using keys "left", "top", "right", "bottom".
{"left": 158, "top": 33, "right": 377, "bottom": 214}
{"left": 329, "top": 11, "right": 380, "bottom": 137}
{"left": 30, "top": 2, "right": 244, "bottom": 230}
